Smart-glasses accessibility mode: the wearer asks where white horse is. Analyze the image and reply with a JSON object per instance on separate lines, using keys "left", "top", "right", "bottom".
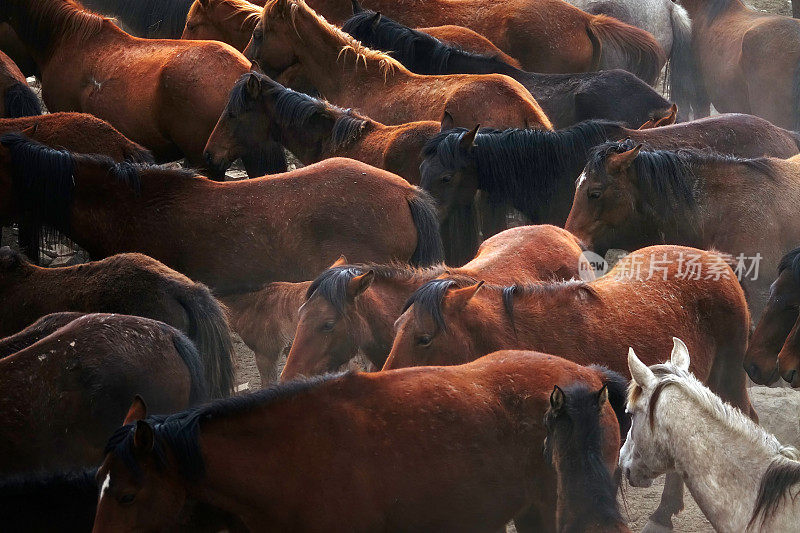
{"left": 621, "top": 338, "right": 800, "bottom": 532}
{"left": 564, "top": 0, "right": 696, "bottom": 120}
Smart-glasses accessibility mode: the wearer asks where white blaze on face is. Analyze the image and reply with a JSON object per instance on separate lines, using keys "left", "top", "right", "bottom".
{"left": 576, "top": 171, "right": 587, "bottom": 188}
{"left": 100, "top": 473, "right": 111, "bottom": 499}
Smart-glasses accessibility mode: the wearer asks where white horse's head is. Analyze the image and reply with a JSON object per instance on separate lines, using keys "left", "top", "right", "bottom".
{"left": 619, "top": 337, "right": 691, "bottom": 487}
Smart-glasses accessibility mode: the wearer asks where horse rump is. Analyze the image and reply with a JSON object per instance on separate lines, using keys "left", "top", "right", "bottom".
{"left": 588, "top": 14, "right": 667, "bottom": 86}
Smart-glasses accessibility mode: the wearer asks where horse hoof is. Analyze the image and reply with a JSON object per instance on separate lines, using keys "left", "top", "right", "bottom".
{"left": 641, "top": 519, "right": 673, "bottom": 533}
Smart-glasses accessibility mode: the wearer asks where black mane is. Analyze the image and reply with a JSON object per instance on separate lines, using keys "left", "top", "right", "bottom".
{"left": 778, "top": 247, "right": 800, "bottom": 285}
{"left": 104, "top": 372, "right": 349, "bottom": 480}
{"left": 421, "top": 121, "right": 622, "bottom": 219}
{"left": 342, "top": 8, "right": 512, "bottom": 75}
{"left": 306, "top": 263, "right": 446, "bottom": 313}
{"left": 81, "top": 0, "right": 195, "bottom": 38}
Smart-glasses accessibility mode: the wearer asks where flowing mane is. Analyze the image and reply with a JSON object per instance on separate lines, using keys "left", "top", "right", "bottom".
{"left": 6, "top": 0, "right": 109, "bottom": 56}
{"left": 778, "top": 246, "right": 800, "bottom": 285}
{"left": 81, "top": 0, "right": 194, "bottom": 38}
{"left": 104, "top": 372, "right": 349, "bottom": 480}
{"left": 216, "top": 0, "right": 262, "bottom": 26}
{"left": 262, "top": 0, "right": 404, "bottom": 77}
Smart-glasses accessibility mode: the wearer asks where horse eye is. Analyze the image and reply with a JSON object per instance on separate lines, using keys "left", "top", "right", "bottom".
{"left": 322, "top": 320, "right": 335, "bottom": 332}
{"left": 119, "top": 494, "right": 136, "bottom": 505}
{"left": 417, "top": 334, "right": 432, "bottom": 346}
{"left": 588, "top": 190, "right": 602, "bottom": 200}
{"left": 441, "top": 175, "right": 452, "bottom": 184}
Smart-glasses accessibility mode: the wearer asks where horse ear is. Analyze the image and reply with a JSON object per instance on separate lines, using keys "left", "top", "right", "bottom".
{"left": 550, "top": 385, "right": 564, "bottom": 412}
{"left": 245, "top": 74, "right": 262, "bottom": 99}
{"left": 351, "top": 0, "right": 363, "bottom": 13}
{"left": 628, "top": 347, "right": 656, "bottom": 389}
{"left": 440, "top": 111, "right": 455, "bottom": 132}
{"left": 448, "top": 280, "right": 484, "bottom": 310}
{"left": 346, "top": 270, "right": 375, "bottom": 300}
{"left": 370, "top": 11, "right": 381, "bottom": 28}
{"left": 597, "top": 384, "right": 608, "bottom": 410}
{"left": 606, "top": 143, "right": 642, "bottom": 175}
{"left": 133, "top": 420, "right": 155, "bottom": 455}
{"left": 459, "top": 124, "right": 479, "bottom": 152}
{"left": 657, "top": 104, "right": 678, "bottom": 127}
{"left": 329, "top": 254, "right": 347, "bottom": 268}
{"left": 670, "top": 337, "right": 690, "bottom": 371}
{"left": 123, "top": 395, "right": 148, "bottom": 425}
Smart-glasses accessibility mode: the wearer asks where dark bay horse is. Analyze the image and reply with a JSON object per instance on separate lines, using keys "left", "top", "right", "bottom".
{"left": 244, "top": 0, "right": 553, "bottom": 130}
{"left": 0, "top": 134, "right": 444, "bottom": 294}
{"left": 79, "top": 0, "right": 195, "bottom": 38}
{"left": 0, "top": 313, "right": 208, "bottom": 474}
{"left": 282, "top": 224, "right": 589, "bottom": 381}
{"left": 93, "top": 350, "right": 623, "bottom": 532}
{"left": 302, "top": 0, "right": 665, "bottom": 81}
{"left": 0, "top": 247, "right": 235, "bottom": 397}
{"left": 422, "top": 114, "right": 800, "bottom": 260}
{"left": 383, "top": 244, "right": 754, "bottom": 530}
{"left": 342, "top": 6, "right": 674, "bottom": 129}
{"left": 205, "top": 72, "right": 440, "bottom": 181}
{"left": 0, "top": 51, "right": 41, "bottom": 118}
{"left": 745, "top": 247, "right": 800, "bottom": 386}
{"left": 0, "top": 0, "right": 254, "bottom": 177}
{"left": 0, "top": 23, "right": 36, "bottom": 76}
{"left": 565, "top": 141, "right": 800, "bottom": 321}
{"left": 675, "top": 0, "right": 800, "bottom": 129}
{"left": 544, "top": 383, "right": 632, "bottom": 533}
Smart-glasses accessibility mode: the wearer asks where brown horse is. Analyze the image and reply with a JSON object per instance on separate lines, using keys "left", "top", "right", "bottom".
{"left": 243, "top": 0, "right": 552, "bottom": 130}
{"left": 383, "top": 245, "right": 753, "bottom": 530}
{"left": 0, "top": 112, "right": 153, "bottom": 162}
{"left": 0, "top": 312, "right": 208, "bottom": 474}
{"left": 0, "top": 0, "right": 254, "bottom": 177}
{"left": 282, "top": 225, "right": 589, "bottom": 381}
{"left": 544, "top": 383, "right": 631, "bottom": 533}
{"left": 221, "top": 281, "right": 311, "bottom": 384}
{"left": 565, "top": 140, "right": 800, "bottom": 321}
{"left": 0, "top": 23, "right": 36, "bottom": 76}
{"left": 0, "top": 247, "right": 235, "bottom": 397}
{"left": 93, "top": 350, "right": 624, "bottom": 532}
{"left": 0, "top": 134, "right": 444, "bottom": 294}
{"left": 674, "top": 0, "right": 800, "bottom": 129}
{"left": 204, "top": 71, "right": 440, "bottom": 181}
{"left": 0, "top": 50, "right": 40, "bottom": 118}
{"left": 302, "top": 0, "right": 666, "bottom": 81}
{"left": 745, "top": 247, "right": 800, "bottom": 386}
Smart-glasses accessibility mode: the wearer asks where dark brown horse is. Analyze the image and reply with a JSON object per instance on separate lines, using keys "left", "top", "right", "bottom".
{"left": 544, "top": 383, "right": 631, "bottom": 533}
{"left": 243, "top": 0, "right": 553, "bottom": 130}
{"left": 302, "top": 0, "right": 666, "bottom": 81}
{"left": 343, "top": 6, "right": 674, "bottom": 129}
{"left": 0, "top": 23, "right": 36, "bottom": 76}
{"left": 282, "top": 225, "right": 589, "bottom": 381}
{"left": 0, "top": 134, "right": 444, "bottom": 294}
{"left": 0, "top": 312, "right": 208, "bottom": 474}
{"left": 674, "top": 0, "right": 800, "bottom": 129}
{"left": 565, "top": 140, "right": 800, "bottom": 320}
{"left": 93, "top": 350, "right": 624, "bottom": 532}
{"left": 745, "top": 247, "right": 800, "bottom": 386}
{"left": 0, "top": 50, "right": 40, "bottom": 118}
{"left": 383, "top": 245, "right": 753, "bottom": 531}
{"left": 0, "top": 0, "right": 255, "bottom": 177}
{"left": 205, "top": 72, "right": 440, "bottom": 180}
{"left": 0, "top": 247, "right": 235, "bottom": 397}
{"left": 422, "top": 114, "right": 800, "bottom": 261}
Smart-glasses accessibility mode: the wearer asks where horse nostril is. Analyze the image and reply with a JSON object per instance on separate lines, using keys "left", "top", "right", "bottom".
{"left": 203, "top": 151, "right": 214, "bottom": 166}
{"left": 787, "top": 370, "right": 797, "bottom": 384}
{"left": 747, "top": 363, "right": 761, "bottom": 381}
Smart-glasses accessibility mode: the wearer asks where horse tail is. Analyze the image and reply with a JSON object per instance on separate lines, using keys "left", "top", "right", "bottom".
{"left": 749, "top": 455, "right": 800, "bottom": 530}
{"left": 667, "top": 3, "right": 695, "bottom": 121}
{"left": 589, "top": 364, "right": 630, "bottom": 441}
{"left": 793, "top": 60, "right": 800, "bottom": 131}
{"left": 122, "top": 142, "right": 155, "bottom": 165}
{"left": 586, "top": 24, "right": 603, "bottom": 72}
{"left": 175, "top": 284, "right": 236, "bottom": 399}
{"left": 3, "top": 81, "right": 42, "bottom": 118}
{"left": 167, "top": 326, "right": 210, "bottom": 405}
{"left": 588, "top": 14, "right": 666, "bottom": 86}
{"left": 407, "top": 187, "right": 445, "bottom": 267}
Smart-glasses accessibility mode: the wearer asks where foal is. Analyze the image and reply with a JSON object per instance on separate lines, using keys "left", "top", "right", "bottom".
{"left": 0, "top": 50, "right": 40, "bottom": 118}
{"left": 623, "top": 339, "right": 800, "bottom": 532}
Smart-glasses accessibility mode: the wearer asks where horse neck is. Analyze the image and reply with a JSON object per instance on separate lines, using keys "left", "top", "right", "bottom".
{"left": 265, "top": 99, "right": 344, "bottom": 163}
{"left": 678, "top": 0, "right": 744, "bottom": 23}
{"left": 652, "top": 387, "right": 774, "bottom": 530}
{"left": 445, "top": 51, "right": 516, "bottom": 77}
{"left": 221, "top": 4, "right": 260, "bottom": 48}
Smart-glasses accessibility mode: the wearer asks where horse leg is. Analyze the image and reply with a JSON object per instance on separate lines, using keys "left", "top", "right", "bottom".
{"left": 513, "top": 504, "right": 556, "bottom": 533}
{"left": 644, "top": 473, "right": 684, "bottom": 532}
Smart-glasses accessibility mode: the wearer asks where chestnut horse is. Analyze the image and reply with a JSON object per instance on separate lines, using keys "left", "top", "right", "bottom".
{"left": 565, "top": 140, "right": 800, "bottom": 321}
{"left": 0, "top": 0, "right": 254, "bottom": 178}
{"left": 205, "top": 72, "right": 439, "bottom": 181}
{"left": 0, "top": 313, "right": 208, "bottom": 474}
{"left": 93, "top": 351, "right": 623, "bottom": 532}
{"left": 674, "top": 0, "right": 800, "bottom": 129}
{"left": 422, "top": 114, "right": 800, "bottom": 261}
{"left": 343, "top": 6, "right": 674, "bottom": 129}
{"left": 0, "top": 51, "right": 40, "bottom": 118}
{"left": 0, "top": 247, "right": 235, "bottom": 398}
{"left": 243, "top": 0, "right": 552, "bottom": 130}
{"left": 281, "top": 224, "right": 589, "bottom": 381}
{"left": 745, "top": 247, "right": 800, "bottom": 386}
{"left": 384, "top": 245, "right": 753, "bottom": 531}
{"left": 0, "top": 134, "right": 444, "bottom": 294}
{"left": 544, "top": 383, "right": 631, "bottom": 533}
{"left": 302, "top": 0, "right": 666, "bottom": 81}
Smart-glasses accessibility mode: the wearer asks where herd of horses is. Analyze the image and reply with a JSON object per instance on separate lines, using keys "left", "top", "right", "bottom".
{"left": 3, "top": 0, "right": 800, "bottom": 531}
